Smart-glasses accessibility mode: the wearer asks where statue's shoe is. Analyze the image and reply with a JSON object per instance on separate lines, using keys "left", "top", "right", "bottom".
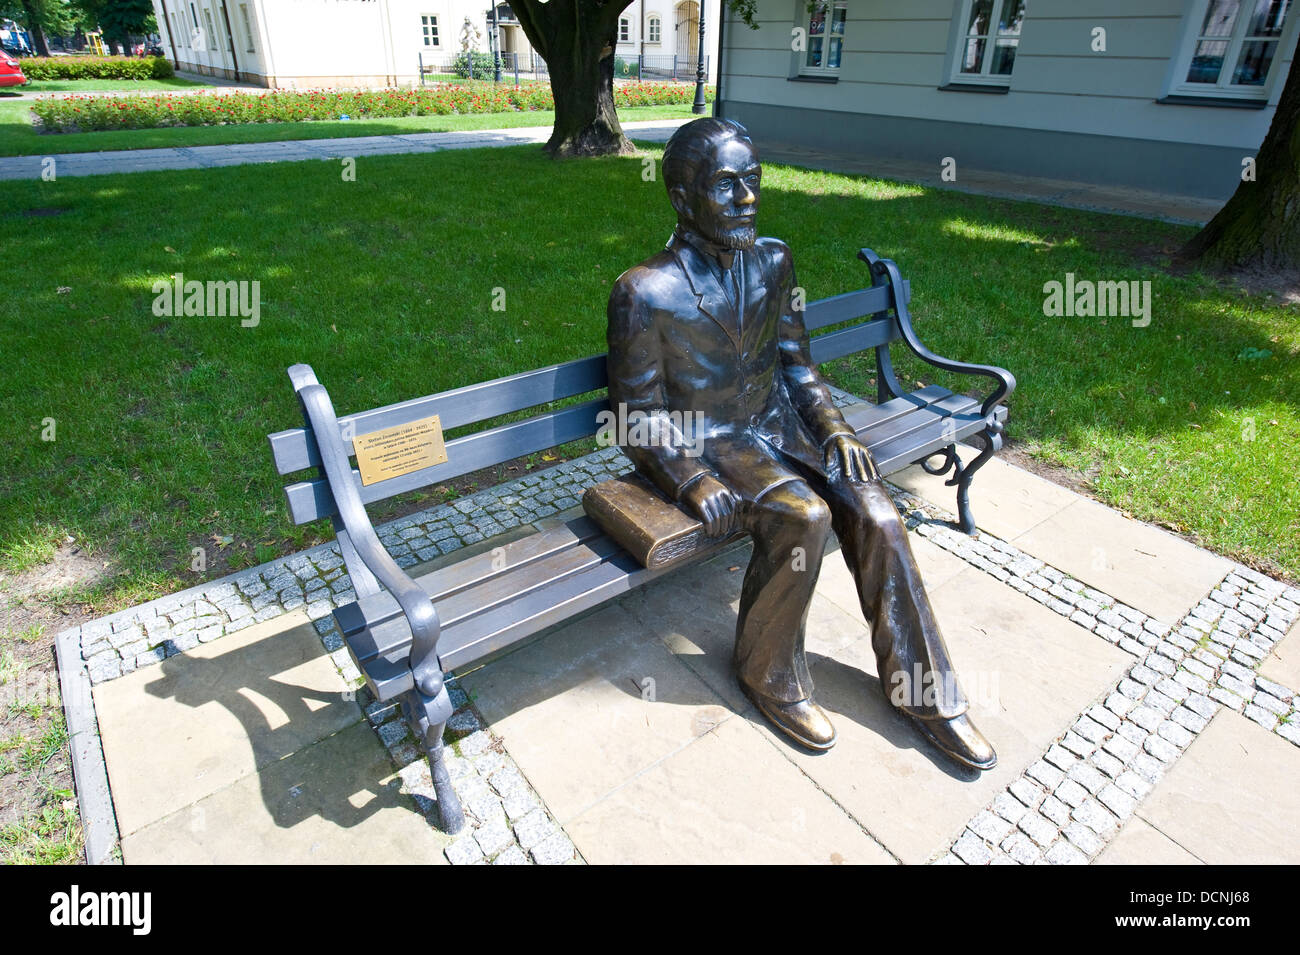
{"left": 910, "top": 712, "right": 997, "bottom": 771}
{"left": 741, "top": 684, "right": 837, "bottom": 751}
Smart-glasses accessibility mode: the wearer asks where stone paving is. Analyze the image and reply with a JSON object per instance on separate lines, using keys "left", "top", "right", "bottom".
{"left": 0, "top": 118, "right": 691, "bottom": 180}
{"left": 64, "top": 386, "right": 1300, "bottom": 864}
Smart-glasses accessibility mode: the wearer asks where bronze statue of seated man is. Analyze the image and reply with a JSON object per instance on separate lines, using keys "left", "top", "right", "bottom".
{"left": 605, "top": 117, "right": 996, "bottom": 770}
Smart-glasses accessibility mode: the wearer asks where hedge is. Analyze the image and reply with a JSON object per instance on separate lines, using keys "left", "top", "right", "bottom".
{"left": 21, "top": 56, "right": 174, "bottom": 81}
{"left": 30, "top": 82, "right": 714, "bottom": 132}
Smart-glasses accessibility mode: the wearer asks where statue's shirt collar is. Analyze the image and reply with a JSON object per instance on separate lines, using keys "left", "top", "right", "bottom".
{"left": 673, "top": 226, "right": 738, "bottom": 271}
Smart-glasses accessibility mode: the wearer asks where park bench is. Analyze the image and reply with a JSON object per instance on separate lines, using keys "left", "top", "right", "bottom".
{"left": 266, "top": 249, "right": 1015, "bottom": 833}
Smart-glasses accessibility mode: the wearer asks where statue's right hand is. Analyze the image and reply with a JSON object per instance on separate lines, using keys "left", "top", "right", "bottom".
{"left": 682, "top": 474, "right": 740, "bottom": 538}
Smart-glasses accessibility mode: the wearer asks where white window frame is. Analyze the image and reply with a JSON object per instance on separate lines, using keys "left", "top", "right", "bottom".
{"left": 203, "top": 8, "right": 218, "bottom": 51}
{"left": 239, "top": 3, "right": 255, "bottom": 53}
{"left": 797, "top": 0, "right": 847, "bottom": 77}
{"left": 619, "top": 17, "right": 632, "bottom": 42}
{"left": 648, "top": 15, "right": 661, "bottom": 44}
{"left": 421, "top": 13, "right": 440, "bottom": 47}
{"left": 946, "top": 0, "right": 1026, "bottom": 87}
{"left": 1166, "top": 0, "right": 1297, "bottom": 101}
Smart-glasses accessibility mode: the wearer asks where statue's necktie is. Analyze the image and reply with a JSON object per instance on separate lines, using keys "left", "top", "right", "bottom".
{"left": 723, "top": 252, "right": 743, "bottom": 325}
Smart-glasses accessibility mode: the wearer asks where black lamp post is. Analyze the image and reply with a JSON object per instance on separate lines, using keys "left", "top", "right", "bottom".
{"left": 691, "top": 1, "right": 706, "bottom": 114}
{"left": 487, "top": 4, "right": 502, "bottom": 82}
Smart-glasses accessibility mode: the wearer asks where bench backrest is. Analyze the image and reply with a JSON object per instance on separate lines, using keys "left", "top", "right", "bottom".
{"left": 269, "top": 277, "right": 910, "bottom": 525}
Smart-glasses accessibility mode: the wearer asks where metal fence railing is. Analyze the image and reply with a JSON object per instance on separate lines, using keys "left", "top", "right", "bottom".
{"left": 418, "top": 51, "right": 708, "bottom": 85}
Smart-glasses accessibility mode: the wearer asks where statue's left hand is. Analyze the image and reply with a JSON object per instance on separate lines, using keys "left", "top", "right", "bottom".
{"left": 825, "top": 434, "right": 879, "bottom": 484}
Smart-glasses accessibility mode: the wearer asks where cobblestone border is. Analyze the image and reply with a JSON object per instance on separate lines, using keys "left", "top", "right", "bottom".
{"left": 916, "top": 545, "right": 1299, "bottom": 863}
{"left": 878, "top": 481, "right": 1300, "bottom": 864}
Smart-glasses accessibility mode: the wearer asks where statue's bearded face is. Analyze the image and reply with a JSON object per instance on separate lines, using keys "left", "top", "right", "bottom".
{"left": 679, "top": 139, "right": 761, "bottom": 250}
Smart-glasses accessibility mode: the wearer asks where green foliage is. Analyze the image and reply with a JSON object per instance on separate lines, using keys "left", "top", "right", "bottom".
{"left": 614, "top": 56, "right": 640, "bottom": 79}
{"left": 450, "top": 50, "right": 497, "bottom": 79}
{"left": 76, "top": 0, "right": 156, "bottom": 38}
{"left": 21, "top": 54, "right": 173, "bottom": 80}
{"left": 31, "top": 81, "right": 713, "bottom": 131}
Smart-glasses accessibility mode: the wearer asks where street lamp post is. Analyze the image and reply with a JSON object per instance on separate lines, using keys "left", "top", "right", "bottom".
{"left": 488, "top": 5, "right": 502, "bottom": 82}
{"left": 691, "top": 1, "right": 706, "bottom": 114}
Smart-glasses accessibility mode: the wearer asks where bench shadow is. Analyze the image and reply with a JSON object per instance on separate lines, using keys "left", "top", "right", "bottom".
{"left": 458, "top": 534, "right": 978, "bottom": 783}
{"left": 141, "top": 634, "right": 411, "bottom": 831}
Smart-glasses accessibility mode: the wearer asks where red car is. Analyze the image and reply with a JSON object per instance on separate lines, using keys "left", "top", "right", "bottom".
{"left": 0, "top": 50, "right": 27, "bottom": 88}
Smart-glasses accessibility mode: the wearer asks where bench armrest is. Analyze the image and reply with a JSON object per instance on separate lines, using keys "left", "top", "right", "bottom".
{"left": 287, "top": 364, "right": 444, "bottom": 697}
{"left": 858, "top": 249, "right": 1017, "bottom": 420}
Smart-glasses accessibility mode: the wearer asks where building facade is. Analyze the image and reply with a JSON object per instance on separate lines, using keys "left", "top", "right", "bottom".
{"left": 714, "top": 0, "right": 1294, "bottom": 198}
{"left": 151, "top": 0, "right": 717, "bottom": 88}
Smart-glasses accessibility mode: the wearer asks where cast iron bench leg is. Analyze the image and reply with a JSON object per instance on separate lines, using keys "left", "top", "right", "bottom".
{"left": 403, "top": 681, "right": 465, "bottom": 834}
{"left": 918, "top": 421, "right": 1004, "bottom": 536}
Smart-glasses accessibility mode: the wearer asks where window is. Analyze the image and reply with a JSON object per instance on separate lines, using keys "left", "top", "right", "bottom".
{"left": 421, "top": 14, "right": 439, "bottom": 46}
{"left": 239, "top": 3, "right": 255, "bottom": 52}
{"left": 799, "top": 1, "right": 846, "bottom": 76}
{"left": 648, "top": 15, "right": 661, "bottom": 43}
{"left": 619, "top": 17, "right": 631, "bottom": 42}
{"left": 203, "top": 8, "right": 218, "bottom": 51}
{"left": 950, "top": 0, "right": 1025, "bottom": 85}
{"left": 1171, "top": 0, "right": 1293, "bottom": 99}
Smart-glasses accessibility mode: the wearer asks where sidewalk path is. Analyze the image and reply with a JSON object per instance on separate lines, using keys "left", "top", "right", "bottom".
{"left": 6, "top": 115, "right": 1227, "bottom": 223}
{"left": 0, "top": 118, "right": 693, "bottom": 180}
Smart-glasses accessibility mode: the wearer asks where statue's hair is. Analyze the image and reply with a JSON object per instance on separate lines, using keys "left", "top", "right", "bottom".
{"left": 662, "top": 118, "right": 754, "bottom": 196}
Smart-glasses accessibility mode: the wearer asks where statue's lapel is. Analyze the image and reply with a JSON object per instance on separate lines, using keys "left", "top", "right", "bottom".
{"left": 671, "top": 237, "right": 741, "bottom": 352}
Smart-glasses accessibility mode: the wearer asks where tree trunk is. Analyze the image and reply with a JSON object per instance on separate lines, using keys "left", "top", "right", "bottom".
{"left": 21, "top": 1, "right": 51, "bottom": 56}
{"left": 1180, "top": 33, "right": 1300, "bottom": 272}
{"left": 545, "top": 30, "right": 633, "bottom": 157}
{"left": 511, "top": 0, "right": 635, "bottom": 158}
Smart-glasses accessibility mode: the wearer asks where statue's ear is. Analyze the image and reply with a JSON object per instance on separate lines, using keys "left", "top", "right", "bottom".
{"left": 668, "top": 183, "right": 691, "bottom": 220}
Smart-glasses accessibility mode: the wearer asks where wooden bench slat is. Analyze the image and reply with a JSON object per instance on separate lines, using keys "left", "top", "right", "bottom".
{"left": 348, "top": 527, "right": 625, "bottom": 666}
{"left": 871, "top": 406, "right": 1008, "bottom": 475}
{"left": 809, "top": 319, "right": 896, "bottom": 364}
{"left": 341, "top": 515, "right": 608, "bottom": 637}
{"left": 269, "top": 354, "right": 609, "bottom": 475}
{"left": 284, "top": 396, "right": 610, "bottom": 524}
{"left": 803, "top": 280, "right": 908, "bottom": 332}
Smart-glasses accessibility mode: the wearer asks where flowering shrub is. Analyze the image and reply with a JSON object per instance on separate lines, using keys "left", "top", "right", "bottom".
{"left": 30, "top": 82, "right": 716, "bottom": 132}
{"left": 22, "top": 56, "right": 174, "bottom": 81}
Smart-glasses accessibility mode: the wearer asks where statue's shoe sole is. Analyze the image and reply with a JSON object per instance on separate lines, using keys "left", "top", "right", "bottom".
{"left": 741, "top": 684, "right": 837, "bottom": 751}
{"left": 912, "top": 716, "right": 998, "bottom": 771}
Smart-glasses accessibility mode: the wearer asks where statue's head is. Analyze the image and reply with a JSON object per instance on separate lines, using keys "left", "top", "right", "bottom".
{"left": 663, "top": 118, "right": 760, "bottom": 251}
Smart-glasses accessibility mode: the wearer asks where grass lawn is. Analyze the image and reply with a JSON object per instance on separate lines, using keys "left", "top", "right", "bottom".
{"left": 0, "top": 100, "right": 696, "bottom": 156}
{"left": 7, "top": 77, "right": 207, "bottom": 93}
{"left": 2, "top": 143, "right": 1296, "bottom": 615}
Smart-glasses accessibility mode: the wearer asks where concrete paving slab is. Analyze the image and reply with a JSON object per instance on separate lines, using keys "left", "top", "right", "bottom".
{"left": 889, "top": 448, "right": 1080, "bottom": 541}
{"left": 622, "top": 535, "right": 966, "bottom": 714}
{"left": 564, "top": 715, "right": 895, "bottom": 864}
{"left": 94, "top": 609, "right": 361, "bottom": 837}
{"left": 1095, "top": 817, "right": 1203, "bottom": 865}
{"left": 784, "top": 565, "right": 1133, "bottom": 864}
{"left": 122, "top": 722, "right": 447, "bottom": 864}
{"left": 1012, "top": 495, "right": 1232, "bottom": 623}
{"left": 1134, "top": 709, "right": 1300, "bottom": 864}
{"left": 460, "top": 601, "right": 736, "bottom": 824}
{"left": 1259, "top": 617, "right": 1300, "bottom": 692}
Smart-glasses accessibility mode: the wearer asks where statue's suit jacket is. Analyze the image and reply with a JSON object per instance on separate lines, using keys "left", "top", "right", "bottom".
{"left": 607, "top": 230, "right": 857, "bottom": 504}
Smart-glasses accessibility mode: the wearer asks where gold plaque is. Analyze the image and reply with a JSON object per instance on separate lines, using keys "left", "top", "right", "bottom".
{"left": 352, "top": 414, "right": 448, "bottom": 486}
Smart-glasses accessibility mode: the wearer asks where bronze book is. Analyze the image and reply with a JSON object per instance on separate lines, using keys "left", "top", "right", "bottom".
{"left": 582, "top": 473, "right": 717, "bottom": 570}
